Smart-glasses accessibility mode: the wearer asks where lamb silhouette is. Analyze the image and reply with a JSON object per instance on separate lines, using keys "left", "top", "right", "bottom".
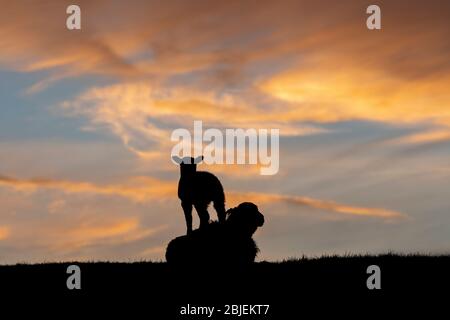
{"left": 172, "top": 155, "right": 226, "bottom": 234}
{"left": 166, "top": 202, "right": 264, "bottom": 265}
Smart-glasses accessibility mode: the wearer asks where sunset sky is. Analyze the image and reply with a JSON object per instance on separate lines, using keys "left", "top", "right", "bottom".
{"left": 1, "top": 0, "right": 449, "bottom": 263}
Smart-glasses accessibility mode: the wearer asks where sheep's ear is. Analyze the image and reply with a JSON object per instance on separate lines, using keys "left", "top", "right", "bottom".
{"left": 257, "top": 213, "right": 265, "bottom": 227}
{"left": 194, "top": 155, "right": 203, "bottom": 164}
{"left": 172, "top": 155, "right": 183, "bottom": 164}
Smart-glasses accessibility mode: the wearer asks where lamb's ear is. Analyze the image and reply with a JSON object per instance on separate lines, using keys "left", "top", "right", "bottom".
{"left": 172, "top": 155, "right": 183, "bottom": 164}
{"left": 194, "top": 155, "right": 204, "bottom": 164}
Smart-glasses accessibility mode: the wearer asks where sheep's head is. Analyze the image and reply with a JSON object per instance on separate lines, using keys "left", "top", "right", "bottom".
{"left": 172, "top": 155, "right": 203, "bottom": 175}
{"left": 226, "top": 202, "right": 264, "bottom": 237}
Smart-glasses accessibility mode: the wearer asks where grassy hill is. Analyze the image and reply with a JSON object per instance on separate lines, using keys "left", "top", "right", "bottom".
{"left": 1, "top": 254, "right": 448, "bottom": 317}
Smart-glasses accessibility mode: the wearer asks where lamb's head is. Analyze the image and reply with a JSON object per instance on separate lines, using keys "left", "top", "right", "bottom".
{"left": 172, "top": 155, "right": 203, "bottom": 175}
{"left": 226, "top": 202, "right": 264, "bottom": 237}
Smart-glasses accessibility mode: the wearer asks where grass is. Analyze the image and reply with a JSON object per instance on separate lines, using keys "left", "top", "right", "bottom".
{"left": 2, "top": 253, "right": 449, "bottom": 289}
{"left": 1, "top": 254, "right": 446, "bottom": 316}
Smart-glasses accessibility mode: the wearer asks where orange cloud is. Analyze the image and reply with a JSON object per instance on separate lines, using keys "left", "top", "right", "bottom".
{"left": 0, "top": 174, "right": 175, "bottom": 203}
{"left": 0, "top": 226, "right": 10, "bottom": 240}
{"left": 0, "top": 174, "right": 405, "bottom": 220}
{"left": 228, "top": 192, "right": 405, "bottom": 220}
{"left": 2, "top": 1, "right": 447, "bottom": 121}
{"left": 1, "top": 1, "right": 446, "bottom": 160}
{"left": 260, "top": 66, "right": 450, "bottom": 128}
{"left": 2, "top": 1, "right": 447, "bottom": 79}
{"left": 0, "top": 1, "right": 139, "bottom": 83}
{"left": 68, "top": 218, "right": 139, "bottom": 240}
{"left": 139, "top": 246, "right": 166, "bottom": 259}
{"left": 388, "top": 129, "right": 450, "bottom": 145}
{"left": 62, "top": 83, "right": 325, "bottom": 159}
{"left": 48, "top": 218, "right": 167, "bottom": 252}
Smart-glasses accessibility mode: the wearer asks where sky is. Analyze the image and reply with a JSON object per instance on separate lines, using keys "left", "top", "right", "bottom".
{"left": 0, "top": 0, "right": 449, "bottom": 263}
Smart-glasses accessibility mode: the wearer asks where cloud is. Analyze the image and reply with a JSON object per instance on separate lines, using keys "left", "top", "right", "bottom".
{"left": 2, "top": 0, "right": 447, "bottom": 159}
{"left": 2, "top": 1, "right": 447, "bottom": 81}
{"left": 48, "top": 199, "right": 66, "bottom": 214}
{"left": 61, "top": 82, "right": 328, "bottom": 158}
{"left": 0, "top": 226, "right": 10, "bottom": 240}
{"left": 0, "top": 1, "right": 140, "bottom": 84}
{"left": 1, "top": 1, "right": 447, "bottom": 130}
{"left": 54, "top": 217, "right": 141, "bottom": 249}
{"left": 0, "top": 174, "right": 176, "bottom": 202}
{"left": 228, "top": 192, "right": 405, "bottom": 221}
{"left": 46, "top": 218, "right": 167, "bottom": 252}
{"left": 260, "top": 65, "right": 450, "bottom": 128}
{"left": 0, "top": 184, "right": 170, "bottom": 262}
{"left": 139, "top": 246, "right": 166, "bottom": 259}
{"left": 388, "top": 129, "right": 450, "bottom": 145}
{"left": 0, "top": 173, "right": 405, "bottom": 221}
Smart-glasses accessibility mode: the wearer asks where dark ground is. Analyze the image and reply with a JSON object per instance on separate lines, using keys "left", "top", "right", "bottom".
{"left": 1, "top": 254, "right": 448, "bottom": 317}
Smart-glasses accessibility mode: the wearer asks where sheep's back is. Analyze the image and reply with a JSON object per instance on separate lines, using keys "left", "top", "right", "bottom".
{"left": 178, "top": 171, "right": 225, "bottom": 203}
{"left": 165, "top": 223, "right": 259, "bottom": 266}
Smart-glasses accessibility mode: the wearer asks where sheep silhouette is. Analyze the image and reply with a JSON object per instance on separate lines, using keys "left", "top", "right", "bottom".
{"left": 166, "top": 202, "right": 264, "bottom": 265}
{"left": 172, "top": 155, "right": 226, "bottom": 234}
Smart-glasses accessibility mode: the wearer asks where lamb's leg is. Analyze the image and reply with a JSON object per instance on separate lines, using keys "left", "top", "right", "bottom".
{"left": 194, "top": 203, "right": 210, "bottom": 229}
{"left": 181, "top": 201, "right": 193, "bottom": 235}
{"left": 214, "top": 201, "right": 226, "bottom": 224}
